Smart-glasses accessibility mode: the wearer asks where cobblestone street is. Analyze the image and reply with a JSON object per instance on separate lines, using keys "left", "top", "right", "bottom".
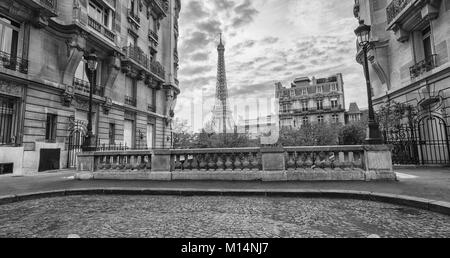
{"left": 0, "top": 195, "right": 449, "bottom": 238}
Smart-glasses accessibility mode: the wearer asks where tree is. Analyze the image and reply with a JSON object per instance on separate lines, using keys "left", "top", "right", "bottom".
{"left": 277, "top": 123, "right": 342, "bottom": 146}
{"left": 339, "top": 122, "right": 366, "bottom": 145}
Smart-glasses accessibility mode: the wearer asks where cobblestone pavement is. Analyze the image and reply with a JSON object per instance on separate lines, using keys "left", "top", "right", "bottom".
{"left": 0, "top": 195, "right": 449, "bottom": 238}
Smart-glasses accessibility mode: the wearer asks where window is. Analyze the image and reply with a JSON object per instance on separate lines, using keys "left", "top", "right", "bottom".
{"left": 317, "top": 86, "right": 323, "bottom": 93}
{"left": 301, "top": 101, "right": 308, "bottom": 112}
{"left": 331, "top": 99, "right": 338, "bottom": 109}
{"left": 422, "top": 26, "right": 433, "bottom": 61}
{"left": 317, "top": 99, "right": 323, "bottom": 110}
{"left": 0, "top": 95, "right": 18, "bottom": 145}
{"left": 302, "top": 117, "right": 309, "bottom": 126}
{"left": 332, "top": 115, "right": 339, "bottom": 124}
{"left": 88, "top": 1, "right": 112, "bottom": 28}
{"left": 109, "top": 123, "right": 115, "bottom": 145}
{"left": 0, "top": 15, "right": 19, "bottom": 57}
{"left": 74, "top": 57, "right": 102, "bottom": 94}
{"left": 302, "top": 88, "right": 307, "bottom": 95}
{"left": 317, "top": 115, "right": 324, "bottom": 124}
{"left": 45, "top": 114, "right": 57, "bottom": 142}
{"left": 331, "top": 84, "right": 338, "bottom": 91}
{"left": 127, "top": 35, "right": 137, "bottom": 47}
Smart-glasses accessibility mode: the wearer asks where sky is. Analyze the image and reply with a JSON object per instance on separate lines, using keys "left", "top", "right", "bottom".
{"left": 175, "top": 0, "right": 368, "bottom": 132}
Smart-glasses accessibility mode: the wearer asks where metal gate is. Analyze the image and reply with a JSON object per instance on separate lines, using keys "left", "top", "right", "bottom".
{"left": 67, "top": 119, "right": 86, "bottom": 168}
{"left": 384, "top": 115, "right": 449, "bottom": 165}
{"left": 417, "top": 116, "right": 450, "bottom": 165}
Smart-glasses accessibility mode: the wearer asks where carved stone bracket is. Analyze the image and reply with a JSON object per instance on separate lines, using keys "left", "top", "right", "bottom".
{"left": 62, "top": 31, "right": 87, "bottom": 86}
{"left": 61, "top": 85, "right": 75, "bottom": 107}
{"left": 103, "top": 97, "right": 113, "bottom": 115}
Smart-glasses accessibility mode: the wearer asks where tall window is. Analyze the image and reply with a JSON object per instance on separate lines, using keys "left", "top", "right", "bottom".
{"left": 422, "top": 26, "right": 432, "bottom": 61}
{"left": 74, "top": 58, "right": 102, "bottom": 91}
{"left": 0, "top": 15, "right": 20, "bottom": 57}
{"left": 109, "top": 123, "right": 115, "bottom": 145}
{"left": 302, "top": 88, "right": 307, "bottom": 95}
{"left": 331, "top": 99, "right": 338, "bottom": 109}
{"left": 88, "top": 1, "right": 111, "bottom": 28}
{"left": 317, "top": 99, "right": 323, "bottom": 110}
{"left": 301, "top": 101, "right": 308, "bottom": 112}
{"left": 317, "top": 86, "right": 323, "bottom": 93}
{"left": 45, "top": 114, "right": 57, "bottom": 142}
{"left": 331, "top": 84, "right": 338, "bottom": 91}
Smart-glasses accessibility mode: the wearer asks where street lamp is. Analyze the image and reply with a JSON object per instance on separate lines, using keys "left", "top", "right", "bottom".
{"left": 83, "top": 50, "right": 98, "bottom": 151}
{"left": 354, "top": 20, "right": 383, "bottom": 145}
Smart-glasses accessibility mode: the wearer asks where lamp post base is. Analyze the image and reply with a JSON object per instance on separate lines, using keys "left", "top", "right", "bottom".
{"left": 365, "top": 121, "right": 383, "bottom": 145}
{"left": 82, "top": 134, "right": 96, "bottom": 152}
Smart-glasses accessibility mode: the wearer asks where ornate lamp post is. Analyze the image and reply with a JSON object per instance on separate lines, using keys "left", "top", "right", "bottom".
{"left": 83, "top": 50, "right": 98, "bottom": 151}
{"left": 354, "top": 20, "right": 383, "bottom": 145}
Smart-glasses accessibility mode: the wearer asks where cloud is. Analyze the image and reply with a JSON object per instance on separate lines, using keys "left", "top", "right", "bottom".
{"left": 176, "top": 0, "right": 368, "bottom": 131}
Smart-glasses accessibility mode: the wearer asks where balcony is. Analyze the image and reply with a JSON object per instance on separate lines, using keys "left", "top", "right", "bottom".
{"left": 153, "top": 0, "right": 169, "bottom": 16}
{"left": 386, "top": 0, "right": 442, "bottom": 36}
{"left": 125, "top": 96, "right": 137, "bottom": 107}
{"left": 39, "top": 0, "right": 57, "bottom": 11}
{"left": 127, "top": 9, "right": 141, "bottom": 26}
{"left": 88, "top": 16, "right": 116, "bottom": 42}
{"left": 122, "top": 45, "right": 166, "bottom": 80}
{"left": 0, "top": 51, "right": 28, "bottom": 74}
{"left": 148, "top": 30, "right": 159, "bottom": 45}
{"left": 174, "top": 49, "right": 179, "bottom": 63}
{"left": 148, "top": 103, "right": 156, "bottom": 112}
{"left": 409, "top": 54, "right": 438, "bottom": 79}
{"left": 73, "top": 78, "right": 104, "bottom": 96}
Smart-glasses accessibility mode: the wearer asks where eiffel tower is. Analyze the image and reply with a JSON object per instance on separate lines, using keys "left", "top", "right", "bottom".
{"left": 209, "top": 34, "right": 235, "bottom": 134}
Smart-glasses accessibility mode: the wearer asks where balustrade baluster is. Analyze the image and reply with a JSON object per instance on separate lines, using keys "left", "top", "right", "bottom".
{"left": 225, "top": 155, "right": 233, "bottom": 170}
{"left": 287, "top": 152, "right": 296, "bottom": 170}
{"left": 216, "top": 155, "right": 225, "bottom": 170}
{"left": 296, "top": 153, "right": 305, "bottom": 169}
{"left": 242, "top": 153, "right": 250, "bottom": 171}
{"left": 208, "top": 154, "right": 216, "bottom": 171}
{"left": 199, "top": 154, "right": 207, "bottom": 171}
{"left": 305, "top": 153, "right": 314, "bottom": 168}
{"left": 234, "top": 154, "right": 242, "bottom": 171}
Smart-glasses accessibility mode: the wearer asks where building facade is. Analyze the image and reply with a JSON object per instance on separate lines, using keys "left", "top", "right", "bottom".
{"left": 275, "top": 74, "right": 346, "bottom": 128}
{"left": 345, "top": 102, "right": 368, "bottom": 123}
{"left": 236, "top": 115, "right": 278, "bottom": 140}
{"left": 0, "top": 0, "right": 181, "bottom": 175}
{"left": 353, "top": 0, "right": 450, "bottom": 165}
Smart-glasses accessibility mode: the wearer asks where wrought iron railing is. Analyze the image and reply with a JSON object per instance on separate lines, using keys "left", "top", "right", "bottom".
{"left": 123, "top": 46, "right": 166, "bottom": 79}
{"left": 125, "top": 96, "right": 137, "bottom": 106}
{"left": 127, "top": 9, "right": 141, "bottom": 24}
{"left": 148, "top": 104, "right": 156, "bottom": 112}
{"left": 73, "top": 77, "right": 104, "bottom": 96}
{"left": 0, "top": 51, "right": 28, "bottom": 74}
{"left": 409, "top": 54, "right": 437, "bottom": 79}
{"left": 148, "top": 29, "right": 159, "bottom": 43}
{"left": 39, "top": 0, "right": 57, "bottom": 11}
{"left": 386, "top": 0, "right": 412, "bottom": 24}
{"left": 88, "top": 16, "right": 115, "bottom": 42}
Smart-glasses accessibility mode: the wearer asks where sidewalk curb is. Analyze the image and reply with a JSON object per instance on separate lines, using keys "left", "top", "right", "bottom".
{"left": 0, "top": 188, "right": 449, "bottom": 215}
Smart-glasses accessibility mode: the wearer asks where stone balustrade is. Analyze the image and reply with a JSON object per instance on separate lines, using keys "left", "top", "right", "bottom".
{"left": 76, "top": 145, "right": 397, "bottom": 181}
{"left": 284, "top": 146, "right": 365, "bottom": 170}
{"left": 171, "top": 148, "right": 262, "bottom": 171}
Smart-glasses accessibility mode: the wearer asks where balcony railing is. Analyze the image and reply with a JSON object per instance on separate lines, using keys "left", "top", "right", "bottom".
{"left": 88, "top": 16, "right": 115, "bottom": 42}
{"left": 148, "top": 103, "right": 156, "bottom": 112}
{"left": 123, "top": 45, "right": 166, "bottom": 79}
{"left": 73, "top": 78, "right": 104, "bottom": 96}
{"left": 386, "top": 0, "right": 412, "bottom": 25}
{"left": 125, "top": 96, "right": 137, "bottom": 107}
{"left": 128, "top": 9, "right": 141, "bottom": 25}
{"left": 154, "top": 0, "right": 169, "bottom": 14}
{"left": 148, "top": 30, "right": 159, "bottom": 43}
{"left": 0, "top": 51, "right": 28, "bottom": 74}
{"left": 410, "top": 54, "right": 438, "bottom": 79}
{"left": 39, "top": 0, "right": 57, "bottom": 11}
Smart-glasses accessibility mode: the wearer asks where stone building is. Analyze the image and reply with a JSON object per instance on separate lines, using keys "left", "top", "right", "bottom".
{"left": 275, "top": 74, "right": 346, "bottom": 128}
{"left": 353, "top": 0, "right": 449, "bottom": 165}
{"left": 345, "top": 102, "right": 368, "bottom": 123}
{"left": 0, "top": 0, "right": 181, "bottom": 175}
